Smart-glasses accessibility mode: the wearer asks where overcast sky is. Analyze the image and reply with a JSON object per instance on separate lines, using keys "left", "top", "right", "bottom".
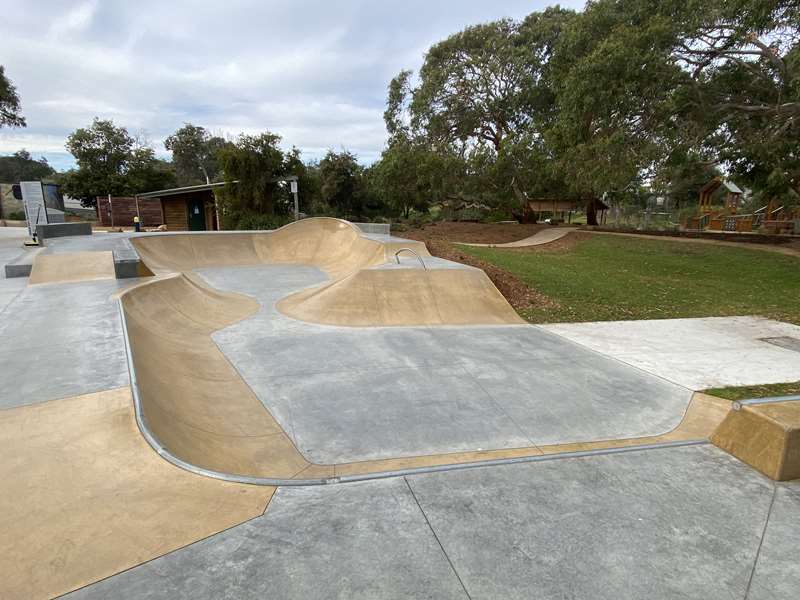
{"left": 0, "top": 0, "right": 585, "bottom": 171}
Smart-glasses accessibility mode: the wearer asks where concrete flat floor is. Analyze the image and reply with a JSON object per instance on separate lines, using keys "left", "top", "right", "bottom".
{"left": 0, "top": 278, "right": 131, "bottom": 408}
{"left": 543, "top": 317, "right": 800, "bottom": 389}
{"left": 199, "top": 266, "right": 693, "bottom": 463}
{"left": 0, "top": 227, "right": 30, "bottom": 312}
{"left": 66, "top": 444, "right": 796, "bottom": 600}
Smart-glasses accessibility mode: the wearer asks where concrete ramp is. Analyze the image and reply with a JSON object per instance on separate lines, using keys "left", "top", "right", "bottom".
{"left": 130, "top": 217, "right": 520, "bottom": 327}
{"left": 131, "top": 218, "right": 387, "bottom": 277}
{"left": 29, "top": 251, "right": 116, "bottom": 284}
{"left": 277, "top": 268, "right": 524, "bottom": 326}
{"left": 121, "top": 274, "right": 314, "bottom": 479}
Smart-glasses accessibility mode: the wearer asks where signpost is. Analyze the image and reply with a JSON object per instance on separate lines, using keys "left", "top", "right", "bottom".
{"left": 290, "top": 179, "right": 299, "bottom": 221}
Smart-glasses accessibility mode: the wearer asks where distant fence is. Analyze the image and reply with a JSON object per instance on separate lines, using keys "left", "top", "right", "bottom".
{"left": 96, "top": 196, "right": 163, "bottom": 227}
{"left": 353, "top": 222, "right": 391, "bottom": 238}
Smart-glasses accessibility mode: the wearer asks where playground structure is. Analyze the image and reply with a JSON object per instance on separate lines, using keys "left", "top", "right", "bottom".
{"left": 686, "top": 177, "right": 800, "bottom": 234}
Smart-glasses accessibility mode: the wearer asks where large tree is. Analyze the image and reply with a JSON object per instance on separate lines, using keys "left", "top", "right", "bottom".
{"left": 0, "top": 150, "right": 55, "bottom": 183}
{"left": 164, "top": 123, "right": 227, "bottom": 186}
{"left": 0, "top": 66, "right": 25, "bottom": 128}
{"left": 385, "top": 8, "right": 576, "bottom": 215}
{"left": 543, "top": 0, "right": 689, "bottom": 224}
{"left": 318, "top": 150, "right": 366, "bottom": 219}
{"left": 61, "top": 118, "right": 175, "bottom": 206}
{"left": 669, "top": 0, "right": 800, "bottom": 200}
{"left": 217, "top": 132, "right": 287, "bottom": 215}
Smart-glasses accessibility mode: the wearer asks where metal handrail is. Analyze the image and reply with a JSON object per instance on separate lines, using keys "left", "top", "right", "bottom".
{"left": 394, "top": 248, "right": 427, "bottom": 270}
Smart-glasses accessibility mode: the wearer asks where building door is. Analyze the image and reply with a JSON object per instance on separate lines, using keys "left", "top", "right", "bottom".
{"left": 187, "top": 197, "right": 206, "bottom": 231}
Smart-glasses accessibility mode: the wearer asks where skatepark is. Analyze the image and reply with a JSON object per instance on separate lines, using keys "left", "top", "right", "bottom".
{"left": 1, "top": 219, "right": 799, "bottom": 599}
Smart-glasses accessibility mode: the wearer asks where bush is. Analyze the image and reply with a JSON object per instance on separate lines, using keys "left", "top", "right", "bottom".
{"left": 7, "top": 211, "right": 25, "bottom": 220}
{"left": 482, "top": 209, "right": 513, "bottom": 223}
{"left": 223, "top": 210, "right": 293, "bottom": 231}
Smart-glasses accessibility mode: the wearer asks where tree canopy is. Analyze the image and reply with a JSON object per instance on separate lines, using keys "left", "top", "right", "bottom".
{"left": 372, "top": 0, "right": 800, "bottom": 223}
{"left": 164, "top": 123, "right": 227, "bottom": 186}
{"left": 0, "top": 66, "right": 25, "bottom": 129}
{"left": 0, "top": 150, "right": 55, "bottom": 183}
{"left": 60, "top": 118, "right": 176, "bottom": 206}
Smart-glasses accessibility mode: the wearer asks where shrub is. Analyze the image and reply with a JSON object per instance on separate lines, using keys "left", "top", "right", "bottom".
{"left": 223, "top": 210, "right": 293, "bottom": 231}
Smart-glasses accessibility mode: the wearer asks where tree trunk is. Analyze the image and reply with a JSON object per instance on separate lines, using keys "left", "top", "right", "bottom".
{"left": 586, "top": 197, "right": 599, "bottom": 226}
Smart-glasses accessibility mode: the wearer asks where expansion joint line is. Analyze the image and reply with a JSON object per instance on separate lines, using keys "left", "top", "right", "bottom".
{"left": 743, "top": 484, "right": 778, "bottom": 599}
{"left": 403, "top": 477, "right": 473, "bottom": 600}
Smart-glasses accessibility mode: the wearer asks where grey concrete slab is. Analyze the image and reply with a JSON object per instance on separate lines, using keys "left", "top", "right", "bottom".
{"left": 42, "top": 233, "right": 144, "bottom": 278}
{"left": 542, "top": 317, "right": 800, "bottom": 389}
{"left": 408, "top": 444, "right": 775, "bottom": 600}
{"left": 198, "top": 266, "right": 694, "bottom": 463}
{"left": 747, "top": 482, "right": 800, "bottom": 600}
{"left": 0, "top": 279, "right": 130, "bottom": 408}
{"left": 66, "top": 444, "right": 785, "bottom": 600}
{"left": 66, "top": 477, "right": 468, "bottom": 600}
{"left": 0, "top": 339, "right": 129, "bottom": 408}
{"left": 0, "top": 226, "right": 34, "bottom": 278}
{"left": 468, "top": 354, "right": 692, "bottom": 445}
{"left": 41, "top": 232, "right": 135, "bottom": 255}
{"left": 255, "top": 365, "right": 532, "bottom": 463}
{"left": 37, "top": 221, "right": 92, "bottom": 240}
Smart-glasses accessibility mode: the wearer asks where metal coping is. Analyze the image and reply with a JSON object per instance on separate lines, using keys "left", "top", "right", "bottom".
{"left": 733, "top": 394, "right": 800, "bottom": 410}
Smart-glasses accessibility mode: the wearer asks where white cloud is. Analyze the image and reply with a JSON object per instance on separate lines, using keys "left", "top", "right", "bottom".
{"left": 0, "top": 0, "right": 586, "bottom": 170}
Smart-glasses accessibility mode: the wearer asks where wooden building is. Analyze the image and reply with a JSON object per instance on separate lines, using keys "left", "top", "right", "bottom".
{"left": 525, "top": 197, "right": 608, "bottom": 223}
{"left": 135, "top": 182, "right": 223, "bottom": 231}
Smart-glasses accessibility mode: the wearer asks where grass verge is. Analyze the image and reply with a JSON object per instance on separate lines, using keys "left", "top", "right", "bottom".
{"left": 703, "top": 381, "right": 800, "bottom": 401}
{"left": 459, "top": 235, "right": 800, "bottom": 324}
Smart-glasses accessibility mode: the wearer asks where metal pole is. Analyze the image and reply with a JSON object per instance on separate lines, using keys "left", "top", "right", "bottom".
{"left": 291, "top": 179, "right": 299, "bottom": 221}
{"left": 108, "top": 193, "right": 114, "bottom": 228}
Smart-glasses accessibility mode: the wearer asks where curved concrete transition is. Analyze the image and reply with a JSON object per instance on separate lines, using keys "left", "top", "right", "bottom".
{"left": 117, "top": 217, "right": 721, "bottom": 484}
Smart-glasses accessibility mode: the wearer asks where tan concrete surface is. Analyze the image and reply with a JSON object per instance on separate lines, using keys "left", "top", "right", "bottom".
{"left": 277, "top": 268, "right": 524, "bottom": 326}
{"left": 131, "top": 218, "right": 387, "bottom": 278}
{"left": 712, "top": 401, "right": 800, "bottom": 481}
{"left": 132, "top": 218, "right": 520, "bottom": 327}
{"left": 0, "top": 387, "right": 274, "bottom": 600}
{"left": 28, "top": 250, "right": 116, "bottom": 284}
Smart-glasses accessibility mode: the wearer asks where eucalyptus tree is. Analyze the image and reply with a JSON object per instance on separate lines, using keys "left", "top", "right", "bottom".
{"left": 0, "top": 66, "right": 25, "bottom": 128}
{"left": 670, "top": 0, "right": 800, "bottom": 200}
{"left": 164, "top": 123, "right": 228, "bottom": 186}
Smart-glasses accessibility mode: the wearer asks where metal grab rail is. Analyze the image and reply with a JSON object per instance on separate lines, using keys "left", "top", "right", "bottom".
{"left": 394, "top": 248, "right": 427, "bottom": 270}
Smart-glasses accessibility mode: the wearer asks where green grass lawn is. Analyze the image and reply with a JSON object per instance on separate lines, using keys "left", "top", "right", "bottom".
{"left": 703, "top": 381, "right": 800, "bottom": 401}
{"left": 460, "top": 235, "right": 800, "bottom": 324}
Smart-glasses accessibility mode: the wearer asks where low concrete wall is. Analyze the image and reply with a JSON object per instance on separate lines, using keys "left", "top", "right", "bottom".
{"left": 37, "top": 222, "right": 92, "bottom": 242}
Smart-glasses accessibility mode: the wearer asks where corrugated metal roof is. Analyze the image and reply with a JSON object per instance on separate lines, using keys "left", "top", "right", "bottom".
{"left": 135, "top": 175, "right": 299, "bottom": 199}
{"left": 722, "top": 180, "right": 743, "bottom": 194}
{"left": 135, "top": 181, "right": 230, "bottom": 199}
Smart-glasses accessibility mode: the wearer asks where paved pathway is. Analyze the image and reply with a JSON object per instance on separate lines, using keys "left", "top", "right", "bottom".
{"left": 66, "top": 444, "right": 797, "bottom": 600}
{"left": 457, "top": 226, "right": 575, "bottom": 248}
